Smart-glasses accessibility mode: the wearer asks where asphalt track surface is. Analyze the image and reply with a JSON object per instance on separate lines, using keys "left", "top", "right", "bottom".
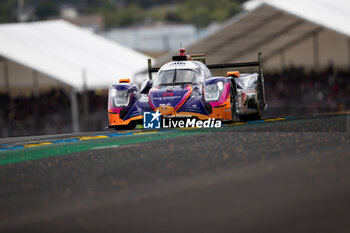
{"left": 0, "top": 113, "right": 350, "bottom": 233}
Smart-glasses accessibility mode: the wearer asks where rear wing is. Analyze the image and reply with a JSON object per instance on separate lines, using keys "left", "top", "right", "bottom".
{"left": 147, "top": 52, "right": 263, "bottom": 79}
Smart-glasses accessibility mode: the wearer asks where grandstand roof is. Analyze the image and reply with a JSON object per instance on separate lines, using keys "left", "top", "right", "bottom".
{"left": 156, "top": 0, "right": 350, "bottom": 70}
{"left": 0, "top": 20, "right": 150, "bottom": 91}
{"left": 244, "top": 0, "right": 350, "bottom": 38}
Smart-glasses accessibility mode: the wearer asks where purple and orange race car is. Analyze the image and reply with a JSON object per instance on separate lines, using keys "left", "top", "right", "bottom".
{"left": 108, "top": 49, "right": 267, "bottom": 129}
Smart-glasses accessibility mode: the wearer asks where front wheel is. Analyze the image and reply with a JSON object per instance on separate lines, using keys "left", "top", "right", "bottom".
{"left": 229, "top": 84, "right": 237, "bottom": 122}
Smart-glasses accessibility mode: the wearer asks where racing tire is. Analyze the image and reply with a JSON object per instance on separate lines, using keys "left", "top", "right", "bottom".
{"left": 114, "top": 121, "right": 137, "bottom": 130}
{"left": 230, "top": 84, "right": 237, "bottom": 122}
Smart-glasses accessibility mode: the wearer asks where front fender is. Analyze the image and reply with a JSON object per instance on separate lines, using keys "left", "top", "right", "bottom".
{"left": 108, "top": 83, "right": 140, "bottom": 113}
{"left": 203, "top": 77, "right": 231, "bottom": 107}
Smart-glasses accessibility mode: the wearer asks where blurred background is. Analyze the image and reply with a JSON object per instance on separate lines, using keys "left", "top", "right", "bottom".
{"left": 0, "top": 0, "right": 349, "bottom": 137}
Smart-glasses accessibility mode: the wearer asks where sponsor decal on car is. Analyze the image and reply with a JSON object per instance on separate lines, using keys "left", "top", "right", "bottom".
{"left": 143, "top": 111, "right": 161, "bottom": 129}
{"left": 143, "top": 111, "right": 221, "bottom": 129}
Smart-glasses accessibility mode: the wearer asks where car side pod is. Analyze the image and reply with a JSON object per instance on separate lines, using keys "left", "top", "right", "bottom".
{"left": 108, "top": 82, "right": 141, "bottom": 129}
{"left": 140, "top": 79, "right": 153, "bottom": 94}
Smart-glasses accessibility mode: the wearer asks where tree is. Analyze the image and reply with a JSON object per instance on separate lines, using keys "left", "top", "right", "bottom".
{"left": 35, "top": 1, "right": 59, "bottom": 20}
{"left": 172, "top": 0, "right": 241, "bottom": 27}
{"left": 99, "top": 1, "right": 120, "bottom": 28}
{"left": 0, "top": 0, "right": 16, "bottom": 23}
{"left": 118, "top": 4, "right": 145, "bottom": 26}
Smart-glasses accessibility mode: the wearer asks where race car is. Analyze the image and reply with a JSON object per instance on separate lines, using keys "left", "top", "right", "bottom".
{"left": 108, "top": 49, "right": 267, "bottom": 129}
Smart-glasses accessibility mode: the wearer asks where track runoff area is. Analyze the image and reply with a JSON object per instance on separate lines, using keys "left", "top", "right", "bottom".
{"left": 0, "top": 112, "right": 350, "bottom": 232}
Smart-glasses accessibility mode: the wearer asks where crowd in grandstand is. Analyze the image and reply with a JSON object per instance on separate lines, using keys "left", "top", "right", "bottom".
{"left": 0, "top": 90, "right": 107, "bottom": 137}
{"left": 0, "top": 66, "right": 349, "bottom": 137}
{"left": 266, "top": 65, "right": 350, "bottom": 109}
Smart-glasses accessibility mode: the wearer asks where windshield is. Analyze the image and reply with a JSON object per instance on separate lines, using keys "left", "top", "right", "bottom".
{"left": 154, "top": 69, "right": 200, "bottom": 86}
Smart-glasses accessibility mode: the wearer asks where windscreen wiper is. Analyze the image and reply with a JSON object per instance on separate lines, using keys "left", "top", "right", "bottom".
{"left": 174, "top": 82, "right": 193, "bottom": 85}
{"left": 172, "top": 68, "right": 177, "bottom": 85}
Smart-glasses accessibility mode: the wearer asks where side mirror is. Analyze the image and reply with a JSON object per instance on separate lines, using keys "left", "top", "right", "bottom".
{"left": 140, "top": 80, "right": 153, "bottom": 94}
{"left": 227, "top": 71, "right": 240, "bottom": 78}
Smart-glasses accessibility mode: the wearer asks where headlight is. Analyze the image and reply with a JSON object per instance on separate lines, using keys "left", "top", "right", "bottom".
{"left": 110, "top": 89, "right": 130, "bottom": 107}
{"left": 204, "top": 81, "right": 224, "bottom": 102}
